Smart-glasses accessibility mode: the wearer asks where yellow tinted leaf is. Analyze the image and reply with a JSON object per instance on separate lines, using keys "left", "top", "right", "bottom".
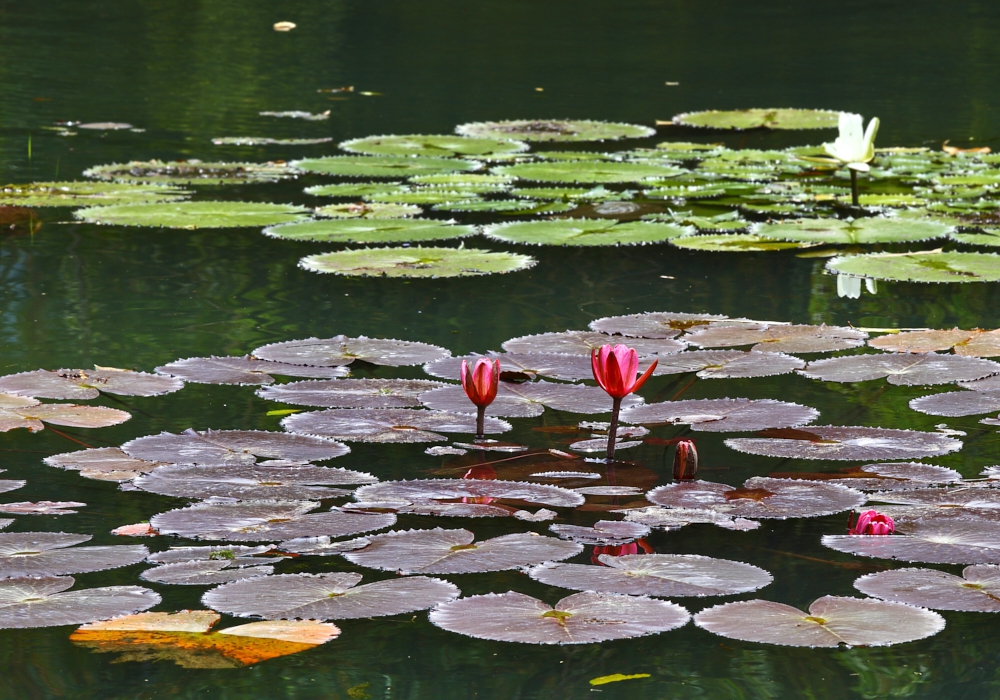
{"left": 589, "top": 673, "right": 651, "bottom": 686}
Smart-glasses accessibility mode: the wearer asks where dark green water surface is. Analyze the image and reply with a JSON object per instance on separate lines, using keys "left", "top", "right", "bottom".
{"left": 2, "top": 1, "right": 1000, "bottom": 698}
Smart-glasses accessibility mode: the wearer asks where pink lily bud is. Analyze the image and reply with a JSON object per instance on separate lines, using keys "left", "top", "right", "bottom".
{"left": 460, "top": 358, "right": 500, "bottom": 408}
{"left": 672, "top": 439, "right": 698, "bottom": 481}
{"left": 591, "top": 344, "right": 658, "bottom": 400}
{"left": 848, "top": 510, "right": 895, "bottom": 535}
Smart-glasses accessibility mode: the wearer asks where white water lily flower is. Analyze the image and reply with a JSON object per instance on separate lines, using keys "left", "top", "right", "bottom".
{"left": 823, "top": 113, "right": 880, "bottom": 172}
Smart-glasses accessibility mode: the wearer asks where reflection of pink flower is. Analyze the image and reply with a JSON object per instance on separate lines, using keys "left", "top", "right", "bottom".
{"left": 461, "top": 358, "right": 500, "bottom": 408}
{"left": 848, "top": 510, "right": 894, "bottom": 535}
{"left": 591, "top": 538, "right": 653, "bottom": 565}
{"left": 462, "top": 465, "right": 497, "bottom": 480}
{"left": 591, "top": 345, "right": 657, "bottom": 400}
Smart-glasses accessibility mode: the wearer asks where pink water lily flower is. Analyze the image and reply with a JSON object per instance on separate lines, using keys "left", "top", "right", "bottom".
{"left": 591, "top": 344, "right": 657, "bottom": 462}
{"left": 460, "top": 358, "right": 500, "bottom": 440}
{"left": 848, "top": 510, "right": 894, "bottom": 535}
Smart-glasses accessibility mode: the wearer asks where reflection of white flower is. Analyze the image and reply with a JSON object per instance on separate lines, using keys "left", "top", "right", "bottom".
{"left": 836, "top": 275, "right": 877, "bottom": 299}
{"left": 823, "top": 113, "right": 880, "bottom": 172}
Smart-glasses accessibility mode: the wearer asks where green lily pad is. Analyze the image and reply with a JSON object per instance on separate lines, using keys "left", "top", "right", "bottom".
{"left": 455, "top": 120, "right": 655, "bottom": 142}
{"left": 432, "top": 199, "right": 574, "bottom": 214}
{"left": 754, "top": 218, "right": 952, "bottom": 245}
{"left": 827, "top": 251, "right": 1000, "bottom": 283}
{"left": 933, "top": 173, "right": 1000, "bottom": 187}
{"left": 264, "top": 219, "right": 473, "bottom": 244}
{"left": 315, "top": 202, "right": 421, "bottom": 219}
{"left": 672, "top": 109, "right": 843, "bottom": 130}
{"left": 533, "top": 151, "right": 618, "bottom": 161}
{"left": 305, "top": 182, "right": 405, "bottom": 197}
{"left": 365, "top": 190, "right": 483, "bottom": 205}
{"left": 510, "top": 186, "right": 633, "bottom": 202}
{"left": 657, "top": 142, "right": 722, "bottom": 151}
{"left": 83, "top": 160, "right": 294, "bottom": 185}
{"left": 839, "top": 194, "right": 926, "bottom": 207}
{"left": 643, "top": 184, "right": 729, "bottom": 200}
{"left": 484, "top": 219, "right": 689, "bottom": 246}
{"left": 340, "top": 134, "right": 527, "bottom": 157}
{"left": 75, "top": 201, "right": 310, "bottom": 229}
{"left": 211, "top": 137, "right": 334, "bottom": 146}
{"left": 408, "top": 174, "right": 514, "bottom": 187}
{"left": 494, "top": 161, "right": 684, "bottom": 184}
{"left": 299, "top": 246, "right": 536, "bottom": 278}
{"left": 951, "top": 230, "right": 1000, "bottom": 246}
{"left": 292, "top": 156, "right": 479, "bottom": 178}
{"left": 0, "top": 182, "right": 190, "bottom": 207}
{"left": 670, "top": 234, "right": 808, "bottom": 252}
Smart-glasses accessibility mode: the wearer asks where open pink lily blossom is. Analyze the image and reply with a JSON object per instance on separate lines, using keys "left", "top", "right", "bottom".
{"left": 461, "top": 358, "right": 500, "bottom": 439}
{"left": 848, "top": 510, "right": 895, "bottom": 535}
{"left": 591, "top": 344, "right": 657, "bottom": 461}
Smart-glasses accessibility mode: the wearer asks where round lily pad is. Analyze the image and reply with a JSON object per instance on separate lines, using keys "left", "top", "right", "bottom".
{"left": 76, "top": 201, "right": 309, "bottom": 229}
{"left": 0, "top": 394, "right": 131, "bottom": 433}
{"left": 258, "top": 378, "right": 447, "bottom": 409}
{"left": 908, "top": 390, "right": 1000, "bottom": 417}
{"left": 299, "top": 247, "right": 536, "bottom": 278}
{"left": 354, "top": 478, "right": 583, "bottom": 508}
{"left": 620, "top": 398, "right": 818, "bottom": 432}
{"left": 769, "top": 462, "right": 962, "bottom": 492}
{"left": 0, "top": 368, "right": 183, "bottom": 400}
{"left": 484, "top": 219, "right": 689, "bottom": 246}
{"left": 589, "top": 312, "right": 727, "bottom": 337}
{"left": 432, "top": 199, "right": 574, "bottom": 214}
{"left": 423, "top": 353, "right": 593, "bottom": 382}
{"left": 146, "top": 545, "right": 282, "bottom": 565}
{"left": 418, "top": 380, "right": 642, "bottom": 417}
{"left": 304, "top": 182, "right": 405, "bottom": 197}
{"left": 0, "top": 534, "right": 148, "bottom": 578}
{"left": 315, "top": 202, "right": 421, "bottom": 219}
{"left": 800, "top": 353, "right": 1000, "bottom": 385}
{"left": 140, "top": 560, "right": 274, "bottom": 586}
{"left": 854, "top": 565, "right": 1000, "bottom": 612}
{"left": 265, "top": 219, "right": 473, "bottom": 244}
{"left": 211, "top": 137, "right": 333, "bottom": 146}
{"left": 0, "top": 576, "right": 160, "bottom": 629}
{"left": 44, "top": 447, "right": 162, "bottom": 481}
{"left": 869, "top": 329, "right": 1000, "bottom": 357}
{"left": 650, "top": 350, "right": 805, "bottom": 378}
{"left": 725, "top": 426, "right": 963, "bottom": 461}
{"left": 510, "top": 186, "right": 634, "bottom": 202}
{"left": 501, "top": 330, "right": 683, "bottom": 356}
{"left": 122, "top": 429, "right": 349, "bottom": 465}
{"left": 409, "top": 174, "right": 514, "bottom": 187}
{"left": 647, "top": 477, "right": 864, "bottom": 519}
{"left": 753, "top": 218, "right": 951, "bottom": 244}
{"left": 822, "top": 521, "right": 1000, "bottom": 564}
{"left": 827, "top": 252, "right": 1000, "bottom": 283}
{"left": 340, "top": 134, "right": 528, "bottom": 157}
{"left": 155, "top": 356, "right": 349, "bottom": 386}
{"left": 0, "top": 182, "right": 190, "bottom": 207}
{"left": 672, "top": 109, "right": 842, "bottom": 131}
{"left": 292, "top": 156, "right": 479, "bottom": 178}
{"left": 493, "top": 161, "right": 683, "bottom": 184}
{"left": 134, "top": 463, "right": 375, "bottom": 500}
{"left": 548, "top": 521, "right": 650, "bottom": 545}
{"left": 684, "top": 324, "right": 868, "bottom": 354}
{"left": 253, "top": 335, "right": 449, "bottom": 367}
{"left": 84, "top": 160, "right": 294, "bottom": 185}
{"left": 670, "top": 234, "right": 807, "bottom": 252}
{"left": 455, "top": 120, "right": 655, "bottom": 142}
{"left": 283, "top": 408, "right": 510, "bottom": 443}
{"left": 365, "top": 190, "right": 483, "bottom": 205}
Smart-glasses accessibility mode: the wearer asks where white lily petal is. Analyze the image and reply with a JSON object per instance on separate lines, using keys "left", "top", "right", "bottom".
{"left": 847, "top": 162, "right": 870, "bottom": 172}
{"left": 837, "top": 275, "right": 861, "bottom": 299}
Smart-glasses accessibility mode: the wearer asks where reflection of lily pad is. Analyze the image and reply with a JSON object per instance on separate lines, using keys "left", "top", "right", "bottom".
{"left": 485, "top": 219, "right": 688, "bottom": 247}
{"left": 0, "top": 182, "right": 190, "bottom": 207}
{"left": 827, "top": 252, "right": 1000, "bottom": 283}
{"left": 76, "top": 201, "right": 309, "bottom": 229}
{"left": 292, "top": 156, "right": 479, "bottom": 178}
{"left": 753, "top": 218, "right": 951, "bottom": 244}
{"left": 84, "top": 160, "right": 293, "bottom": 185}
{"left": 299, "top": 247, "right": 536, "bottom": 278}
{"left": 855, "top": 565, "right": 1000, "bottom": 612}
{"left": 340, "top": 134, "right": 528, "bottom": 157}
{"left": 494, "top": 161, "right": 683, "bottom": 184}
{"left": 283, "top": 408, "right": 510, "bottom": 443}
{"left": 672, "top": 109, "right": 842, "bottom": 130}
{"left": 265, "top": 219, "right": 473, "bottom": 244}
{"left": 670, "top": 234, "right": 807, "bottom": 252}
{"left": 455, "top": 120, "right": 655, "bottom": 142}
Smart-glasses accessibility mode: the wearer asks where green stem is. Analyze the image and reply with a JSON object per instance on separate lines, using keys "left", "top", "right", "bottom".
{"left": 850, "top": 168, "right": 859, "bottom": 206}
{"left": 606, "top": 397, "right": 622, "bottom": 462}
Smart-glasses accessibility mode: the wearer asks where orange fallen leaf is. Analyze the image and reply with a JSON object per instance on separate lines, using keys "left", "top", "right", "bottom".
{"left": 942, "top": 140, "right": 991, "bottom": 155}
{"left": 111, "top": 522, "right": 159, "bottom": 537}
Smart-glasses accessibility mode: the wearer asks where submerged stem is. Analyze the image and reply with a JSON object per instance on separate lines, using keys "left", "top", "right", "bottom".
{"left": 476, "top": 405, "right": 485, "bottom": 440}
{"left": 606, "top": 397, "right": 622, "bottom": 462}
{"left": 850, "top": 169, "right": 859, "bottom": 206}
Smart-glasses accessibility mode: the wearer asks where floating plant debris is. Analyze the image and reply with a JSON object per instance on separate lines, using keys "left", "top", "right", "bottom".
{"left": 454, "top": 119, "right": 655, "bottom": 142}
{"left": 342, "top": 528, "right": 581, "bottom": 574}
{"left": 255, "top": 335, "right": 450, "bottom": 368}
{"left": 669, "top": 234, "right": 808, "bottom": 252}
{"left": 827, "top": 252, "right": 1000, "bottom": 284}
{"left": 647, "top": 478, "right": 864, "bottom": 519}
{"left": 0, "top": 533, "right": 147, "bottom": 578}
{"left": 649, "top": 350, "right": 805, "bottom": 378}
{"left": 354, "top": 478, "right": 584, "bottom": 508}
{"left": 684, "top": 324, "right": 868, "bottom": 354}
{"left": 0, "top": 502, "right": 86, "bottom": 515}
{"left": 770, "top": 462, "right": 963, "bottom": 491}
{"left": 260, "top": 110, "right": 330, "bottom": 120}
{"left": 854, "top": 565, "right": 1000, "bottom": 612}
{"left": 623, "top": 506, "right": 759, "bottom": 531}
{"left": 122, "top": 429, "right": 349, "bottom": 465}
{"left": 146, "top": 545, "right": 282, "bottom": 565}
{"left": 529, "top": 554, "right": 772, "bottom": 597}
{"left": 282, "top": 408, "right": 511, "bottom": 443}
{"left": 753, "top": 218, "right": 951, "bottom": 244}
{"left": 908, "top": 390, "right": 1000, "bottom": 417}
{"left": 492, "top": 161, "right": 684, "bottom": 184}
{"left": 483, "top": 219, "right": 689, "bottom": 246}
{"left": 501, "top": 331, "right": 683, "bottom": 356}
{"left": 869, "top": 329, "right": 1000, "bottom": 357}
{"left": 0, "top": 576, "right": 159, "bottom": 629}
{"left": 83, "top": 160, "right": 293, "bottom": 185}
{"left": 800, "top": 353, "right": 1000, "bottom": 386}
{"left": 418, "top": 380, "right": 643, "bottom": 418}
{"left": 0, "top": 368, "right": 183, "bottom": 399}
{"left": 76, "top": 201, "right": 310, "bottom": 228}
{"left": 292, "top": 155, "right": 480, "bottom": 178}
{"left": 212, "top": 137, "right": 334, "bottom": 146}
{"left": 428, "top": 590, "right": 689, "bottom": 644}
{"left": 340, "top": 134, "right": 528, "bottom": 157}
{"left": 549, "top": 520, "right": 650, "bottom": 545}
{"left": 423, "top": 353, "right": 594, "bottom": 382}
{"left": 620, "top": 398, "right": 818, "bottom": 433}
{"left": 0, "top": 394, "right": 131, "bottom": 432}
{"left": 725, "top": 426, "right": 963, "bottom": 460}
{"left": 155, "top": 356, "right": 349, "bottom": 386}
{"left": 258, "top": 378, "right": 448, "bottom": 409}
{"left": 71, "top": 611, "right": 340, "bottom": 668}
{"left": 150, "top": 500, "right": 396, "bottom": 542}
{"left": 568, "top": 438, "right": 642, "bottom": 453}
{"left": 203, "top": 571, "right": 459, "bottom": 620}
{"left": 589, "top": 311, "right": 731, "bottom": 338}
{"left": 671, "top": 109, "right": 842, "bottom": 130}
{"left": 693, "top": 596, "right": 944, "bottom": 647}
{"left": 822, "top": 521, "right": 1000, "bottom": 564}
{"left": 140, "top": 560, "right": 275, "bottom": 586}
{"left": 133, "top": 463, "right": 375, "bottom": 500}
{"left": 264, "top": 218, "right": 473, "bottom": 244}
{"left": 299, "top": 247, "right": 537, "bottom": 278}
{"left": 0, "top": 181, "right": 190, "bottom": 207}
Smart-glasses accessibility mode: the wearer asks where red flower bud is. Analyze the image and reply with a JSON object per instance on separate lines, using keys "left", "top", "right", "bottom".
{"left": 672, "top": 439, "right": 698, "bottom": 481}
{"left": 461, "top": 358, "right": 499, "bottom": 408}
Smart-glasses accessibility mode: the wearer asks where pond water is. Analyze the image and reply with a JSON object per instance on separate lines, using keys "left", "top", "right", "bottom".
{"left": 2, "top": 1, "right": 1000, "bottom": 698}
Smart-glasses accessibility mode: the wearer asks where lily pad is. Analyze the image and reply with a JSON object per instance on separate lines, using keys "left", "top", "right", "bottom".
{"left": 621, "top": 398, "right": 817, "bottom": 433}
{"left": 529, "top": 554, "right": 772, "bottom": 597}
{"left": 672, "top": 109, "right": 842, "bottom": 131}
{"left": 493, "top": 161, "right": 684, "bottom": 184}
{"left": 155, "top": 356, "right": 349, "bottom": 386}
{"left": 908, "top": 390, "right": 1000, "bottom": 417}
{"left": 769, "top": 462, "right": 963, "bottom": 491}
{"left": 799, "top": 353, "right": 1000, "bottom": 385}
{"left": 140, "top": 560, "right": 274, "bottom": 586}
{"left": 409, "top": 174, "right": 514, "bottom": 187}
{"left": 726, "top": 426, "right": 962, "bottom": 461}
{"left": 0, "top": 181, "right": 190, "bottom": 207}
{"left": 75, "top": 201, "right": 309, "bottom": 229}
{"left": 315, "top": 202, "right": 421, "bottom": 219}
{"left": 753, "top": 218, "right": 951, "bottom": 244}
{"left": 0, "top": 368, "right": 183, "bottom": 399}
{"left": 501, "top": 330, "right": 682, "bottom": 356}
{"left": 693, "top": 596, "right": 944, "bottom": 647}
{"left": 0, "top": 533, "right": 148, "bottom": 578}
{"left": 134, "top": 463, "right": 375, "bottom": 500}
{"left": 354, "top": 478, "right": 584, "bottom": 508}
{"left": 0, "top": 394, "right": 131, "bottom": 432}
{"left": 423, "top": 353, "right": 594, "bottom": 382}
{"left": 150, "top": 500, "right": 396, "bottom": 542}
{"left": 418, "top": 380, "right": 643, "bottom": 418}
{"left": 292, "top": 156, "right": 479, "bottom": 178}
{"left": 428, "top": 590, "right": 689, "bottom": 644}
{"left": 868, "top": 486, "right": 1000, "bottom": 511}
{"left": 258, "top": 378, "right": 448, "bottom": 409}
{"left": 589, "top": 311, "right": 729, "bottom": 338}
{"left": 342, "top": 528, "right": 581, "bottom": 574}
{"left": 44, "top": 447, "right": 162, "bottom": 482}
{"left": 827, "top": 252, "right": 1000, "bottom": 283}
{"left": 254, "top": 335, "right": 449, "bottom": 368}
{"left": 146, "top": 545, "right": 282, "bottom": 565}
{"left": 822, "top": 521, "right": 1000, "bottom": 564}
{"left": 649, "top": 350, "right": 806, "bottom": 378}
{"left": 483, "top": 219, "right": 689, "bottom": 246}
{"left": 669, "top": 234, "right": 807, "bottom": 252}
{"left": 282, "top": 409, "right": 511, "bottom": 443}
{"left": 340, "top": 134, "right": 528, "bottom": 157}
{"left": 122, "top": 429, "right": 349, "bottom": 465}
{"left": 299, "top": 247, "right": 537, "bottom": 278}
{"left": 549, "top": 521, "right": 650, "bottom": 545}
{"left": 624, "top": 506, "right": 757, "bottom": 532}
{"left": 0, "top": 502, "right": 85, "bottom": 515}
{"left": 264, "top": 219, "right": 473, "bottom": 244}
{"left": 684, "top": 324, "right": 868, "bottom": 353}
{"left": 854, "top": 565, "right": 1000, "bottom": 612}
{"left": 432, "top": 199, "right": 574, "bottom": 214}
{"left": 0, "top": 577, "right": 160, "bottom": 629}
{"left": 83, "top": 160, "right": 294, "bottom": 185}
{"left": 647, "top": 478, "right": 864, "bottom": 519}
{"left": 305, "top": 182, "right": 405, "bottom": 197}
{"left": 455, "top": 120, "right": 655, "bottom": 142}
{"left": 869, "top": 329, "right": 1000, "bottom": 357}
{"left": 203, "top": 572, "right": 459, "bottom": 620}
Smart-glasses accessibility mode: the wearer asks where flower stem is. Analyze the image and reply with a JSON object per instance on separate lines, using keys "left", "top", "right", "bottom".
{"left": 606, "top": 397, "right": 622, "bottom": 462}
{"left": 476, "top": 406, "right": 485, "bottom": 440}
{"left": 850, "top": 169, "right": 859, "bottom": 206}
